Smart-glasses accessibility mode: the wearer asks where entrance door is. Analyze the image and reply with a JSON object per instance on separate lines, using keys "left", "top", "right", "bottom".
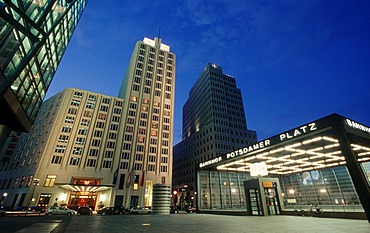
{"left": 244, "top": 178, "right": 283, "bottom": 216}
{"left": 264, "top": 188, "right": 280, "bottom": 215}
{"left": 249, "top": 189, "right": 262, "bottom": 215}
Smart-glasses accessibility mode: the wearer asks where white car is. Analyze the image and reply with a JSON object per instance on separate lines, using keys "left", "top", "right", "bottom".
{"left": 46, "top": 206, "right": 76, "bottom": 216}
{"left": 130, "top": 207, "right": 151, "bottom": 214}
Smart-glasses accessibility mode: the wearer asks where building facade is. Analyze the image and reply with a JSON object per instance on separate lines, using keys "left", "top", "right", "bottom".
{"left": 173, "top": 63, "right": 257, "bottom": 209}
{"left": 0, "top": 37, "right": 176, "bottom": 211}
{"left": 0, "top": 0, "right": 89, "bottom": 148}
{"left": 118, "top": 37, "right": 176, "bottom": 208}
{"left": 0, "top": 88, "right": 124, "bottom": 210}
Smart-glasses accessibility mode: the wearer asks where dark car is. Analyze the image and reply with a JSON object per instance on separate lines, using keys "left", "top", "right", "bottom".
{"left": 98, "top": 206, "right": 125, "bottom": 215}
{"left": 77, "top": 206, "right": 93, "bottom": 215}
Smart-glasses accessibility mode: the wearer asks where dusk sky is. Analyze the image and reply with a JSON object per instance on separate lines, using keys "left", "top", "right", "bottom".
{"left": 46, "top": 0, "right": 370, "bottom": 144}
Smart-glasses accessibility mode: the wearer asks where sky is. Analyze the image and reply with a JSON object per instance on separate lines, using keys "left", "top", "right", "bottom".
{"left": 46, "top": 0, "right": 370, "bottom": 144}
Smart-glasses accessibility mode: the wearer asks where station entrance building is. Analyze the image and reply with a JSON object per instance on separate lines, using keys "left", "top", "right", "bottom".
{"left": 197, "top": 114, "right": 370, "bottom": 222}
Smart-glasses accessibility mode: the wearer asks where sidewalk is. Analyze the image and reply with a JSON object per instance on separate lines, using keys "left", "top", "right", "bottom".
{"left": 65, "top": 213, "right": 370, "bottom": 233}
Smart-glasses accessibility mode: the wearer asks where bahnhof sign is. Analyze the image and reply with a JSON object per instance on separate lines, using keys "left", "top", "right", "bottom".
{"left": 197, "top": 114, "right": 370, "bottom": 222}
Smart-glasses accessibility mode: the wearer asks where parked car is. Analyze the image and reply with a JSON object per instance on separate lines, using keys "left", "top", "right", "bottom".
{"left": 130, "top": 207, "right": 151, "bottom": 214}
{"left": 0, "top": 209, "right": 6, "bottom": 217}
{"left": 77, "top": 206, "right": 93, "bottom": 215}
{"left": 97, "top": 206, "right": 125, "bottom": 215}
{"left": 46, "top": 206, "right": 76, "bottom": 216}
{"left": 31, "top": 206, "right": 46, "bottom": 213}
{"left": 186, "top": 206, "right": 197, "bottom": 213}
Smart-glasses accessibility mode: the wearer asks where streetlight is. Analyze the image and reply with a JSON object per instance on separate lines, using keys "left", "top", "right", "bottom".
{"left": 28, "top": 178, "right": 40, "bottom": 207}
{"left": 1, "top": 192, "right": 8, "bottom": 207}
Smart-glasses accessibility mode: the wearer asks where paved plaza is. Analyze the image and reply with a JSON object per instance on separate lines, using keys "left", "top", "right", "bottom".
{"left": 1, "top": 213, "right": 369, "bottom": 233}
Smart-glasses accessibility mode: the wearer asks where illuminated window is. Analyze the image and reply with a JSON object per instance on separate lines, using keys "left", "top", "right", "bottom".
{"left": 138, "top": 136, "right": 145, "bottom": 143}
{"left": 44, "top": 175, "right": 57, "bottom": 187}
{"left": 151, "top": 130, "right": 157, "bottom": 137}
{"left": 83, "top": 111, "right": 92, "bottom": 117}
{"left": 98, "top": 113, "right": 106, "bottom": 120}
{"left": 130, "top": 96, "right": 137, "bottom": 102}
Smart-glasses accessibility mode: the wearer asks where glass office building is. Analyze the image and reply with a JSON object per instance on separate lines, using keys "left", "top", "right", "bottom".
{"left": 0, "top": 0, "right": 89, "bottom": 138}
{"left": 198, "top": 114, "right": 370, "bottom": 221}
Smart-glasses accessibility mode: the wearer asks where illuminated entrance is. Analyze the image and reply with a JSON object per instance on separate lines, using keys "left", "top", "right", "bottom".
{"left": 57, "top": 177, "right": 114, "bottom": 210}
{"left": 197, "top": 114, "right": 370, "bottom": 222}
{"left": 244, "top": 178, "right": 283, "bottom": 216}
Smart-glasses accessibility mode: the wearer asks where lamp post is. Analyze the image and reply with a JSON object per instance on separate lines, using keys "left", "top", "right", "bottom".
{"left": 1, "top": 192, "right": 8, "bottom": 207}
{"left": 28, "top": 178, "right": 40, "bottom": 207}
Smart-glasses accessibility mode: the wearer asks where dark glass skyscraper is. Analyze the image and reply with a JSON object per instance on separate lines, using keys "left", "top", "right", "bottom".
{"left": 173, "top": 63, "right": 257, "bottom": 207}
{"left": 0, "top": 0, "right": 89, "bottom": 139}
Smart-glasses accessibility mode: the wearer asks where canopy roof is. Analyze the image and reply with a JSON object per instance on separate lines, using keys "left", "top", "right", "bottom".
{"left": 199, "top": 114, "right": 370, "bottom": 175}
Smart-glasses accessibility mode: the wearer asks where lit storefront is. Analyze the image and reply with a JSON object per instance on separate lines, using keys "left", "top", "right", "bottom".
{"left": 197, "top": 114, "right": 370, "bottom": 221}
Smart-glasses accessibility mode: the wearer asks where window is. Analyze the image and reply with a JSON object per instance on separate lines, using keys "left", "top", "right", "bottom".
{"left": 149, "top": 146, "right": 157, "bottom": 153}
{"left": 161, "top": 156, "right": 168, "bottom": 163}
{"left": 121, "top": 152, "right": 130, "bottom": 160}
{"left": 89, "top": 149, "right": 99, "bottom": 157}
{"left": 72, "top": 147, "right": 83, "bottom": 155}
{"left": 86, "top": 102, "right": 94, "bottom": 109}
{"left": 105, "top": 150, "right": 114, "bottom": 158}
{"left": 88, "top": 95, "right": 96, "bottom": 101}
{"left": 96, "top": 121, "right": 105, "bottom": 128}
{"left": 44, "top": 175, "right": 57, "bottom": 187}
{"left": 112, "top": 116, "right": 120, "bottom": 122}
{"left": 61, "top": 125, "right": 72, "bottom": 133}
{"left": 103, "top": 160, "right": 112, "bottom": 168}
{"left": 55, "top": 145, "right": 66, "bottom": 153}
{"left": 75, "top": 137, "right": 85, "bottom": 145}
{"left": 100, "top": 106, "right": 108, "bottom": 112}
{"left": 68, "top": 108, "right": 77, "bottom": 115}
{"left": 65, "top": 116, "right": 74, "bottom": 123}
{"left": 69, "top": 157, "right": 80, "bottom": 166}
{"left": 91, "top": 139, "right": 101, "bottom": 147}
{"left": 71, "top": 99, "right": 80, "bottom": 106}
{"left": 120, "top": 162, "right": 129, "bottom": 170}
{"left": 110, "top": 124, "right": 119, "bottom": 131}
{"left": 78, "top": 128, "right": 88, "bottom": 135}
{"left": 86, "top": 159, "right": 96, "bottom": 167}
{"left": 148, "top": 164, "right": 155, "bottom": 171}
{"left": 74, "top": 91, "right": 83, "bottom": 98}
{"left": 109, "top": 132, "right": 117, "bottom": 140}
{"left": 135, "top": 154, "right": 143, "bottom": 161}
{"left": 51, "top": 155, "right": 62, "bottom": 164}
{"left": 134, "top": 163, "right": 142, "bottom": 171}
{"left": 94, "top": 130, "right": 103, "bottom": 137}
{"left": 102, "top": 98, "right": 110, "bottom": 104}
{"left": 107, "top": 141, "right": 115, "bottom": 149}
{"left": 98, "top": 113, "right": 106, "bottom": 120}
{"left": 58, "top": 135, "right": 69, "bottom": 143}
{"left": 81, "top": 119, "right": 90, "bottom": 126}
{"left": 115, "top": 100, "right": 123, "bottom": 106}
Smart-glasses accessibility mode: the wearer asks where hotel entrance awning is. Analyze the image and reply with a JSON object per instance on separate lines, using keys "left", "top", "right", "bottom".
{"left": 56, "top": 183, "right": 114, "bottom": 192}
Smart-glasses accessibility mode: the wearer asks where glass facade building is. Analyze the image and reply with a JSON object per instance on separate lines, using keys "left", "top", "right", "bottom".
{"left": 0, "top": 0, "right": 89, "bottom": 134}
{"left": 198, "top": 114, "right": 370, "bottom": 221}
